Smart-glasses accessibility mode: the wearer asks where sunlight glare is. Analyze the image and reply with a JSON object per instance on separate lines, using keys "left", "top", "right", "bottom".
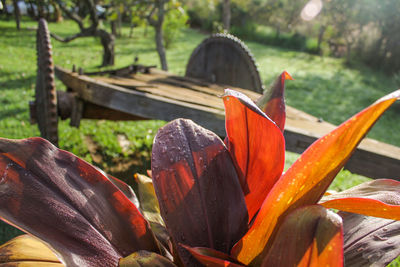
{"left": 301, "top": 0, "right": 323, "bottom": 21}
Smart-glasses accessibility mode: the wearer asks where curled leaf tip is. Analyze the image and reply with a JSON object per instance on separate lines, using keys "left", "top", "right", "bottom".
{"left": 282, "top": 71, "right": 293, "bottom": 81}
{"left": 223, "top": 89, "right": 271, "bottom": 121}
{"left": 375, "top": 89, "right": 400, "bottom": 103}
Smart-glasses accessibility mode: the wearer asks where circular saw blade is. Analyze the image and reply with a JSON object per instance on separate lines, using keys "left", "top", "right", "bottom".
{"left": 185, "top": 33, "right": 263, "bottom": 93}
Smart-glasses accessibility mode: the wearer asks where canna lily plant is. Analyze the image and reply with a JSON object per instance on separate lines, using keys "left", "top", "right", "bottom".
{"left": 0, "top": 72, "right": 400, "bottom": 267}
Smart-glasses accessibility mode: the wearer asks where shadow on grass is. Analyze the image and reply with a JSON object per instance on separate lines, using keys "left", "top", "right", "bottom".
{"left": 0, "top": 108, "right": 27, "bottom": 120}
{"left": 0, "top": 71, "right": 35, "bottom": 91}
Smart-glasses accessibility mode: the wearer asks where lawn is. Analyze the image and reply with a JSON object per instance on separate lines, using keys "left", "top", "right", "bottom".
{"left": 0, "top": 18, "right": 399, "bottom": 249}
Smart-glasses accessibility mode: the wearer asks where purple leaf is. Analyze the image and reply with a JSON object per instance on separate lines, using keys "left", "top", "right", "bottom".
{"left": 0, "top": 137, "right": 160, "bottom": 267}
{"left": 152, "top": 119, "right": 248, "bottom": 266}
{"left": 340, "top": 211, "right": 400, "bottom": 267}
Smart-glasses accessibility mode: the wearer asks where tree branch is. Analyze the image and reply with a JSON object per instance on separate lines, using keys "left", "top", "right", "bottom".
{"left": 50, "top": 31, "right": 91, "bottom": 43}
{"left": 55, "top": 0, "right": 84, "bottom": 30}
{"left": 84, "top": 0, "right": 99, "bottom": 29}
{"left": 146, "top": 5, "right": 158, "bottom": 26}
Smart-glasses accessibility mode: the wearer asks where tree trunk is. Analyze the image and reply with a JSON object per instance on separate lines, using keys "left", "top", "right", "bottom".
{"left": 51, "top": 0, "right": 63, "bottom": 22}
{"left": 152, "top": 0, "right": 168, "bottom": 71}
{"left": 97, "top": 29, "right": 115, "bottom": 66}
{"left": 129, "top": 23, "right": 135, "bottom": 38}
{"left": 27, "top": 1, "right": 36, "bottom": 18}
{"left": 12, "top": 0, "right": 20, "bottom": 30}
{"left": 275, "top": 26, "right": 281, "bottom": 39}
{"left": 345, "top": 41, "right": 352, "bottom": 63}
{"left": 155, "top": 23, "right": 168, "bottom": 70}
{"left": 37, "top": 1, "right": 45, "bottom": 18}
{"left": 1, "top": 0, "right": 8, "bottom": 15}
{"left": 222, "top": 0, "right": 231, "bottom": 32}
{"left": 117, "top": 9, "right": 122, "bottom": 37}
{"left": 111, "top": 21, "right": 117, "bottom": 36}
{"left": 317, "top": 25, "right": 326, "bottom": 54}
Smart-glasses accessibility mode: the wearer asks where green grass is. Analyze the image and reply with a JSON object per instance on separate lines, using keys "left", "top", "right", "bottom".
{"left": 0, "top": 18, "right": 399, "bottom": 248}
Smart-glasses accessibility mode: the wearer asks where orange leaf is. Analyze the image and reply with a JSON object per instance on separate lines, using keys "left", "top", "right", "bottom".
{"left": 320, "top": 179, "right": 400, "bottom": 220}
{"left": 261, "top": 205, "right": 343, "bottom": 267}
{"left": 223, "top": 90, "right": 285, "bottom": 221}
{"left": 232, "top": 90, "right": 400, "bottom": 264}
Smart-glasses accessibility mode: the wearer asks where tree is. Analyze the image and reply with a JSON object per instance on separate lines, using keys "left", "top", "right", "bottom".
{"left": 12, "top": 0, "right": 20, "bottom": 30}
{"left": 222, "top": 0, "right": 230, "bottom": 31}
{"left": 145, "top": 0, "right": 169, "bottom": 71}
{"left": 51, "top": 0, "right": 115, "bottom": 66}
{"left": 1, "top": 0, "right": 8, "bottom": 15}
{"left": 132, "top": 0, "right": 187, "bottom": 71}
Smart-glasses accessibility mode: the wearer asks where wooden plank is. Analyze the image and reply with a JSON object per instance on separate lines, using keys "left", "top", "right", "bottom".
{"left": 94, "top": 76, "right": 224, "bottom": 110}
{"left": 55, "top": 66, "right": 226, "bottom": 136}
{"left": 284, "top": 110, "right": 400, "bottom": 180}
{"left": 55, "top": 65, "right": 400, "bottom": 180}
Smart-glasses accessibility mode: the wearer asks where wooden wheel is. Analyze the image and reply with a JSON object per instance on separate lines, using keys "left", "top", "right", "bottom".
{"left": 185, "top": 33, "right": 264, "bottom": 93}
{"left": 35, "top": 18, "right": 58, "bottom": 146}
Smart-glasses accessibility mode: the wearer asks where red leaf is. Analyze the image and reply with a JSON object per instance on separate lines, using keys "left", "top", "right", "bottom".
{"left": 320, "top": 179, "right": 400, "bottom": 220}
{"left": 262, "top": 205, "right": 343, "bottom": 267}
{"left": 223, "top": 89, "right": 285, "bottom": 221}
{"left": 232, "top": 90, "right": 400, "bottom": 264}
{"left": 96, "top": 167, "right": 140, "bottom": 209}
{"left": 0, "top": 137, "right": 160, "bottom": 267}
{"left": 152, "top": 119, "right": 248, "bottom": 266}
{"left": 256, "top": 71, "right": 293, "bottom": 131}
{"left": 183, "top": 245, "right": 245, "bottom": 267}
{"left": 340, "top": 212, "right": 400, "bottom": 266}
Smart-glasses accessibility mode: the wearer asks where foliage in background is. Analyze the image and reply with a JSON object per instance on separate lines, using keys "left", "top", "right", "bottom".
{"left": 162, "top": 4, "right": 188, "bottom": 48}
{"left": 183, "top": 0, "right": 400, "bottom": 73}
{"left": 5, "top": 0, "right": 400, "bottom": 72}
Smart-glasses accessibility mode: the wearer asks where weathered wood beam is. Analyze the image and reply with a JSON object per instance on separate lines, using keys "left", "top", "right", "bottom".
{"left": 55, "top": 66, "right": 226, "bottom": 135}
{"left": 54, "top": 65, "right": 400, "bottom": 180}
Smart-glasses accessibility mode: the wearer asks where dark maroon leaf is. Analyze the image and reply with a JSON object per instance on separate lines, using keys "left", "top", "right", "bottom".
{"left": 152, "top": 119, "right": 248, "bottom": 266}
{"left": 340, "top": 211, "right": 400, "bottom": 267}
{"left": 0, "top": 137, "right": 160, "bottom": 267}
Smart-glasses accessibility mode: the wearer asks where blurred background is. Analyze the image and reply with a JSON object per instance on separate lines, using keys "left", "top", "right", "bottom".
{"left": 2, "top": 0, "right": 400, "bottom": 73}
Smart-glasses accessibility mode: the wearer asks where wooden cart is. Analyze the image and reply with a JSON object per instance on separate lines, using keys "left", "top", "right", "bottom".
{"left": 30, "top": 19, "right": 400, "bottom": 180}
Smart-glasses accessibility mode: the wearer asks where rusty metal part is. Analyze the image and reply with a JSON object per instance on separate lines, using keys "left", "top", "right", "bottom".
{"left": 35, "top": 18, "right": 58, "bottom": 146}
{"left": 185, "top": 33, "right": 264, "bottom": 93}
{"left": 56, "top": 90, "right": 146, "bottom": 123}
